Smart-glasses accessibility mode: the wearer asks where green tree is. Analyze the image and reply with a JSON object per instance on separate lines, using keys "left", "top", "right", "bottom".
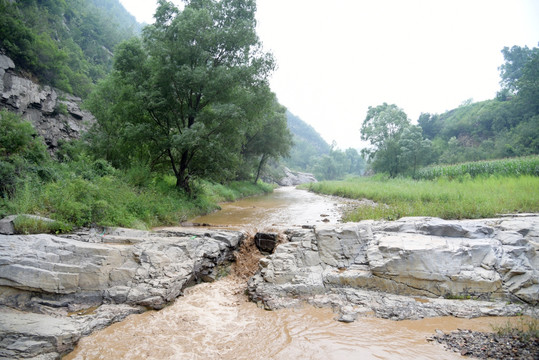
{"left": 398, "top": 125, "right": 431, "bottom": 177}
{"left": 360, "top": 103, "right": 410, "bottom": 177}
{"left": 241, "top": 99, "right": 293, "bottom": 183}
{"left": 516, "top": 49, "right": 539, "bottom": 114}
{"left": 498, "top": 45, "right": 539, "bottom": 96}
{"left": 103, "top": 0, "right": 275, "bottom": 192}
{"left": 0, "top": 110, "right": 49, "bottom": 197}
{"left": 344, "top": 148, "right": 365, "bottom": 175}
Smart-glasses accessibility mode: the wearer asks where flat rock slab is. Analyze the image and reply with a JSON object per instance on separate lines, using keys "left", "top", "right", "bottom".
{"left": 248, "top": 215, "right": 539, "bottom": 321}
{"left": 0, "top": 307, "right": 79, "bottom": 359}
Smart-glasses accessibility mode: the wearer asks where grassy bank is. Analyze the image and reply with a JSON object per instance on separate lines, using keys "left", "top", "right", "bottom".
{"left": 0, "top": 109, "right": 274, "bottom": 233}
{"left": 302, "top": 175, "right": 539, "bottom": 221}
{"left": 1, "top": 160, "right": 273, "bottom": 233}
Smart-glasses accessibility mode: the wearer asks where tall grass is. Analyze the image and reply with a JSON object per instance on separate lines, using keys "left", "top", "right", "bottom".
{"left": 416, "top": 156, "right": 539, "bottom": 180}
{"left": 303, "top": 175, "right": 539, "bottom": 221}
{"left": 2, "top": 160, "right": 274, "bottom": 231}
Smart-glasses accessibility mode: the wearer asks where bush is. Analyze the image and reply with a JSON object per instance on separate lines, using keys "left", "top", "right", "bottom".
{"left": 0, "top": 110, "right": 50, "bottom": 197}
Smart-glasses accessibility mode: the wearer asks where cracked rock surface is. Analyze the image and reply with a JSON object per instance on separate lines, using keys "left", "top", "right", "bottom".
{"left": 248, "top": 215, "right": 539, "bottom": 321}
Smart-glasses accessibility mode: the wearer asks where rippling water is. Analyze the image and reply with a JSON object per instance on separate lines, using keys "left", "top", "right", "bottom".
{"left": 65, "top": 278, "right": 514, "bottom": 360}
{"left": 64, "top": 187, "right": 513, "bottom": 359}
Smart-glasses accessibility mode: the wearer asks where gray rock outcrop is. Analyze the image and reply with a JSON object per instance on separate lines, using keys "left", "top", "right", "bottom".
{"left": 276, "top": 167, "right": 317, "bottom": 186}
{"left": 0, "top": 227, "right": 244, "bottom": 359}
{"left": 248, "top": 215, "right": 539, "bottom": 321}
{"left": 0, "top": 53, "right": 95, "bottom": 151}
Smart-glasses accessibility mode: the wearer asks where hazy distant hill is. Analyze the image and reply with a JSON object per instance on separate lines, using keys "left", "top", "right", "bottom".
{"left": 285, "top": 110, "right": 330, "bottom": 171}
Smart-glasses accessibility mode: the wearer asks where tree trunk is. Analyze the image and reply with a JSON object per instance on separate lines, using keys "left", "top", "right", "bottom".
{"left": 175, "top": 150, "right": 191, "bottom": 194}
{"left": 254, "top": 153, "right": 268, "bottom": 184}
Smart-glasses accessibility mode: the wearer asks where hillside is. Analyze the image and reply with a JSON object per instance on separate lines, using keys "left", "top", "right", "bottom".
{"left": 284, "top": 110, "right": 330, "bottom": 171}
{"left": 0, "top": 0, "right": 141, "bottom": 97}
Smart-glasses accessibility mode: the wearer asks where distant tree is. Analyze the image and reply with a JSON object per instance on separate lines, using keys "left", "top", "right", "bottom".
{"left": 344, "top": 148, "right": 365, "bottom": 175}
{"left": 360, "top": 103, "right": 410, "bottom": 177}
{"left": 516, "top": 49, "right": 539, "bottom": 114}
{"left": 417, "top": 112, "right": 441, "bottom": 140}
{"left": 398, "top": 125, "right": 432, "bottom": 177}
{"left": 241, "top": 99, "right": 293, "bottom": 183}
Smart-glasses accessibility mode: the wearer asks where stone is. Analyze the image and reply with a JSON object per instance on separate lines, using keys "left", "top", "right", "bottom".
{"left": 254, "top": 232, "right": 278, "bottom": 253}
{"left": 248, "top": 215, "right": 539, "bottom": 321}
{"left": 276, "top": 167, "right": 317, "bottom": 186}
{"left": 0, "top": 227, "right": 244, "bottom": 358}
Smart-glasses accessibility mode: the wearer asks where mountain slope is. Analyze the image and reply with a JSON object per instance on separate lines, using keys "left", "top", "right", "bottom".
{"left": 285, "top": 110, "right": 330, "bottom": 171}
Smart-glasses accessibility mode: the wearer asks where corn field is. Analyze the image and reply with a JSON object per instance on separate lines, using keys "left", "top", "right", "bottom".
{"left": 415, "top": 156, "right": 539, "bottom": 180}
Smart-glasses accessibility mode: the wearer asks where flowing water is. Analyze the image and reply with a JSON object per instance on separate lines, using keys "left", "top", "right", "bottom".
{"left": 65, "top": 187, "right": 513, "bottom": 360}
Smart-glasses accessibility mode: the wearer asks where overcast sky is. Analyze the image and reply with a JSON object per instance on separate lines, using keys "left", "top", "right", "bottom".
{"left": 119, "top": 0, "right": 539, "bottom": 149}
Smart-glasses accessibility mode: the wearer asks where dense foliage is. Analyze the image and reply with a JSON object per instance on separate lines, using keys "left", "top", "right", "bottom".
{"left": 0, "top": 0, "right": 140, "bottom": 97}
{"left": 360, "top": 103, "right": 431, "bottom": 177}
{"left": 87, "top": 0, "right": 291, "bottom": 192}
{"left": 0, "top": 109, "right": 273, "bottom": 230}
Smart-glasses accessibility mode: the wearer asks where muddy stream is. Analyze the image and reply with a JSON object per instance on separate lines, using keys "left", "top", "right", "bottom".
{"left": 65, "top": 187, "right": 513, "bottom": 359}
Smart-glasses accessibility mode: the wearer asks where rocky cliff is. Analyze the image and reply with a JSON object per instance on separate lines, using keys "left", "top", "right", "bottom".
{"left": 248, "top": 215, "right": 539, "bottom": 322}
{"left": 0, "top": 227, "right": 244, "bottom": 359}
{"left": 0, "top": 54, "right": 94, "bottom": 151}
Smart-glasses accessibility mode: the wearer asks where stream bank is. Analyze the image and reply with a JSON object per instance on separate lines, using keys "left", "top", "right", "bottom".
{"left": 1, "top": 188, "right": 538, "bottom": 359}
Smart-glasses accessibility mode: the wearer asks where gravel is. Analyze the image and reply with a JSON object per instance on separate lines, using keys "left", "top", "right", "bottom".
{"left": 429, "top": 329, "right": 538, "bottom": 360}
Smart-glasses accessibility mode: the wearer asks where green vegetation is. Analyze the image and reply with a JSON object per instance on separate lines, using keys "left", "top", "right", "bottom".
{"left": 87, "top": 0, "right": 292, "bottom": 192}
{"left": 0, "top": 0, "right": 140, "bottom": 97}
{"left": 361, "top": 44, "right": 539, "bottom": 178}
{"left": 0, "top": 111, "right": 273, "bottom": 233}
{"left": 13, "top": 216, "right": 71, "bottom": 235}
{"left": 285, "top": 111, "right": 365, "bottom": 180}
{"left": 303, "top": 173, "right": 539, "bottom": 221}
{"left": 491, "top": 316, "right": 538, "bottom": 342}
{"left": 416, "top": 156, "right": 539, "bottom": 180}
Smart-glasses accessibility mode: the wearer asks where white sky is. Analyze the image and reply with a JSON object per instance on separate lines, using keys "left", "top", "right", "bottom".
{"left": 119, "top": 0, "right": 539, "bottom": 150}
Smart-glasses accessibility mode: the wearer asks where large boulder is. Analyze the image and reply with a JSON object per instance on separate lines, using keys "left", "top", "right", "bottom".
{"left": 248, "top": 216, "right": 539, "bottom": 320}
{"left": 0, "top": 227, "right": 244, "bottom": 358}
{"left": 277, "top": 167, "right": 317, "bottom": 186}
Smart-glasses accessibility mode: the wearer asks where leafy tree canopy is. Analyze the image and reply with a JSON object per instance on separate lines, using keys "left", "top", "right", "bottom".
{"left": 89, "top": 0, "right": 287, "bottom": 192}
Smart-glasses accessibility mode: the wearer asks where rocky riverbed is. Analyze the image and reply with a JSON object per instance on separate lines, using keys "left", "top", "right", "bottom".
{"left": 431, "top": 327, "right": 538, "bottom": 359}
{"left": 0, "top": 227, "right": 244, "bottom": 359}
{"left": 1, "top": 215, "right": 538, "bottom": 359}
{"left": 248, "top": 215, "right": 539, "bottom": 321}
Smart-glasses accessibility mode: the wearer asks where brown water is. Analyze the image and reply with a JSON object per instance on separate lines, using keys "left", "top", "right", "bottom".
{"left": 188, "top": 186, "right": 352, "bottom": 230}
{"left": 65, "top": 187, "right": 513, "bottom": 360}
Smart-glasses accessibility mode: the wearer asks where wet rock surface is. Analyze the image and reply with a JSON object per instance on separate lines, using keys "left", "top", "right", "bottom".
{"left": 0, "top": 227, "right": 244, "bottom": 359}
{"left": 430, "top": 328, "right": 538, "bottom": 360}
{"left": 248, "top": 215, "right": 539, "bottom": 320}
